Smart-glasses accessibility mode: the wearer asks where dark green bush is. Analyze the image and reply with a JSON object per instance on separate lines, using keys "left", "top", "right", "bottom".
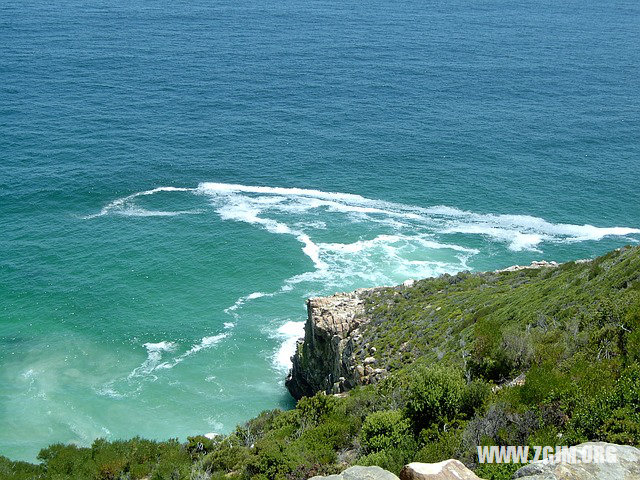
{"left": 404, "top": 366, "right": 465, "bottom": 431}
{"left": 296, "top": 394, "right": 337, "bottom": 427}
{"left": 0, "top": 456, "right": 43, "bottom": 480}
{"left": 461, "top": 380, "right": 492, "bottom": 418}
{"left": 356, "top": 448, "right": 407, "bottom": 475}
{"left": 360, "top": 410, "right": 411, "bottom": 453}
{"left": 414, "top": 427, "right": 463, "bottom": 463}
{"left": 186, "top": 435, "right": 215, "bottom": 459}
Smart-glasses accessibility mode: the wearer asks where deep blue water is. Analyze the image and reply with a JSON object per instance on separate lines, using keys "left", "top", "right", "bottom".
{"left": 1, "top": 0, "right": 639, "bottom": 461}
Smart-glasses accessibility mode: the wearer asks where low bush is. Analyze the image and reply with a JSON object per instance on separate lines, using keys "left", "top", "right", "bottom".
{"left": 360, "top": 410, "right": 411, "bottom": 453}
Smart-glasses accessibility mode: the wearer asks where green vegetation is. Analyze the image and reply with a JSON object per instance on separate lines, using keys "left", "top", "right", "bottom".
{"left": 3, "top": 246, "right": 640, "bottom": 480}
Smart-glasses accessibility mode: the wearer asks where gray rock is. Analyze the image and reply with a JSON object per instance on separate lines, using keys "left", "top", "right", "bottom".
{"left": 513, "top": 442, "right": 640, "bottom": 480}
{"left": 310, "top": 465, "right": 400, "bottom": 480}
{"left": 496, "top": 261, "right": 560, "bottom": 273}
{"left": 286, "top": 288, "right": 387, "bottom": 399}
{"left": 400, "top": 460, "right": 482, "bottom": 479}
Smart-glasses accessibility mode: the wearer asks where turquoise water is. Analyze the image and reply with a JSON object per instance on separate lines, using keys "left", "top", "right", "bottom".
{"left": 1, "top": 0, "right": 639, "bottom": 462}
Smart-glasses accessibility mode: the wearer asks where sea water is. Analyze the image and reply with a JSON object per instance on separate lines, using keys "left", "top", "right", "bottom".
{"left": 1, "top": 0, "right": 639, "bottom": 461}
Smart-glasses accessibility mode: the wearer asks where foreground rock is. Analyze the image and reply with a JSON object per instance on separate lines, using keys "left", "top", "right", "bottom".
{"left": 513, "top": 442, "right": 640, "bottom": 480}
{"left": 310, "top": 465, "right": 399, "bottom": 480}
{"left": 286, "top": 288, "right": 386, "bottom": 399}
{"left": 400, "top": 460, "right": 482, "bottom": 480}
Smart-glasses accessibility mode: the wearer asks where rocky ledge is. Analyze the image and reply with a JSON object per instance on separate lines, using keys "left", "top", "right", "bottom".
{"left": 286, "top": 287, "right": 388, "bottom": 399}
{"left": 285, "top": 260, "right": 566, "bottom": 400}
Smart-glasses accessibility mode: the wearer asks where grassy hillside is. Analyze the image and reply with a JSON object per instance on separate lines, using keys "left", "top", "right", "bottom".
{"left": 3, "top": 246, "right": 640, "bottom": 480}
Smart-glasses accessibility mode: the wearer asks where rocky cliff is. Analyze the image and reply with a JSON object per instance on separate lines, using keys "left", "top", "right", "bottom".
{"left": 286, "top": 260, "right": 564, "bottom": 400}
{"left": 285, "top": 287, "right": 390, "bottom": 399}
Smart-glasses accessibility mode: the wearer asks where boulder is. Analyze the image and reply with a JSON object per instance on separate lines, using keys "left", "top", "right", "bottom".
{"left": 310, "top": 465, "right": 399, "bottom": 480}
{"left": 513, "top": 442, "right": 640, "bottom": 480}
{"left": 400, "top": 460, "right": 482, "bottom": 480}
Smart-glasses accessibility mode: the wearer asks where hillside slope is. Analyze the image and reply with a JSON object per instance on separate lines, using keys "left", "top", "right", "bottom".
{"left": 3, "top": 246, "right": 640, "bottom": 480}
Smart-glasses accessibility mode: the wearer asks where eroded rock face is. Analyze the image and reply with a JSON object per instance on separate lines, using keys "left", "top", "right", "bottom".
{"left": 309, "top": 465, "right": 399, "bottom": 480}
{"left": 513, "top": 442, "right": 640, "bottom": 480}
{"left": 286, "top": 289, "right": 385, "bottom": 399}
{"left": 400, "top": 460, "right": 482, "bottom": 480}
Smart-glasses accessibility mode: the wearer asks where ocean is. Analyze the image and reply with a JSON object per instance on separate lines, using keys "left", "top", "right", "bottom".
{"left": 1, "top": 0, "right": 639, "bottom": 462}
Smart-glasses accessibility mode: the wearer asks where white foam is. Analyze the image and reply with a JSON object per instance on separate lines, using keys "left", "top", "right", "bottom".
{"left": 206, "top": 193, "right": 329, "bottom": 268}
{"left": 92, "top": 183, "right": 639, "bottom": 254}
{"left": 128, "top": 341, "right": 176, "bottom": 379}
{"left": 91, "top": 181, "right": 640, "bottom": 276}
{"left": 87, "top": 183, "right": 640, "bottom": 403}
{"left": 143, "top": 341, "right": 176, "bottom": 351}
{"left": 273, "top": 321, "right": 305, "bottom": 371}
{"left": 225, "top": 291, "right": 275, "bottom": 317}
{"left": 298, "top": 234, "right": 327, "bottom": 270}
{"left": 203, "top": 183, "right": 637, "bottom": 252}
{"left": 128, "top": 335, "right": 227, "bottom": 379}
{"left": 320, "top": 234, "right": 478, "bottom": 255}
{"left": 437, "top": 210, "right": 640, "bottom": 248}
{"left": 84, "top": 187, "right": 195, "bottom": 219}
{"left": 162, "top": 334, "right": 228, "bottom": 369}
{"left": 117, "top": 207, "right": 202, "bottom": 217}
{"left": 196, "top": 183, "right": 370, "bottom": 204}
{"left": 182, "top": 334, "right": 227, "bottom": 357}
{"left": 96, "top": 385, "right": 128, "bottom": 399}
{"left": 205, "top": 417, "right": 224, "bottom": 432}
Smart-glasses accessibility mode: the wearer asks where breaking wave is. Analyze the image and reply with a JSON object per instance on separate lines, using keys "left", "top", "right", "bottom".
{"left": 89, "top": 182, "right": 640, "bottom": 373}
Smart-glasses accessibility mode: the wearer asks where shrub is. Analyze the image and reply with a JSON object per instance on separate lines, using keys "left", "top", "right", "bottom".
{"left": 461, "top": 380, "right": 492, "bottom": 418}
{"left": 0, "top": 456, "right": 43, "bottom": 480}
{"left": 202, "top": 441, "right": 250, "bottom": 474}
{"left": 246, "top": 440, "right": 297, "bottom": 479}
{"left": 356, "top": 449, "right": 407, "bottom": 475}
{"left": 474, "top": 462, "right": 520, "bottom": 480}
{"left": 518, "top": 365, "right": 568, "bottom": 406}
{"left": 360, "top": 410, "right": 411, "bottom": 453}
{"left": 186, "top": 435, "right": 215, "bottom": 459}
{"left": 415, "top": 428, "right": 463, "bottom": 463}
{"left": 38, "top": 443, "right": 96, "bottom": 478}
{"left": 298, "top": 418, "right": 355, "bottom": 464}
{"left": 296, "top": 394, "right": 337, "bottom": 427}
{"left": 405, "top": 366, "right": 465, "bottom": 431}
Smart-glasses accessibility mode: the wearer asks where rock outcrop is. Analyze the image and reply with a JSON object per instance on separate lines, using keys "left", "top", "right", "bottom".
{"left": 286, "top": 288, "right": 387, "bottom": 399}
{"left": 400, "top": 460, "right": 482, "bottom": 480}
{"left": 496, "top": 260, "right": 559, "bottom": 273}
{"left": 513, "top": 442, "right": 640, "bottom": 480}
{"left": 309, "top": 465, "right": 399, "bottom": 480}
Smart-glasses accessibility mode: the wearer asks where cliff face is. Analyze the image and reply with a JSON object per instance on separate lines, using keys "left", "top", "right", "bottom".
{"left": 285, "top": 288, "right": 389, "bottom": 399}
{"left": 285, "top": 260, "right": 567, "bottom": 400}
